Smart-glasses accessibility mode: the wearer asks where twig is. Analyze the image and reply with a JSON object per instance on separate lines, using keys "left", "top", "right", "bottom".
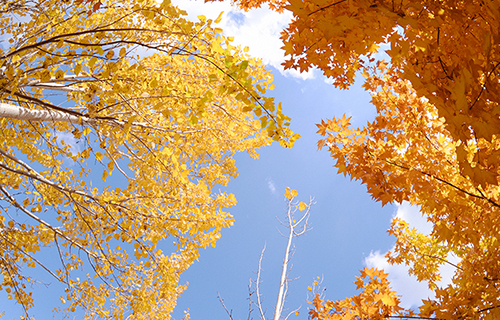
{"left": 273, "top": 196, "right": 314, "bottom": 320}
{"left": 247, "top": 280, "right": 254, "bottom": 320}
{"left": 0, "top": 186, "right": 97, "bottom": 258}
{"left": 218, "top": 292, "right": 235, "bottom": 320}
{"left": 308, "top": 0, "right": 347, "bottom": 16}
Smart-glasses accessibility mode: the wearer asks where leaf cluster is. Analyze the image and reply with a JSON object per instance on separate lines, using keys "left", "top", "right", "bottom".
{"left": 0, "top": 0, "right": 296, "bottom": 318}
{"left": 316, "top": 70, "right": 500, "bottom": 319}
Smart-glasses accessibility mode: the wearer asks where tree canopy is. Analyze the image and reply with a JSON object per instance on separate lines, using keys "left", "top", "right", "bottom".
{"left": 214, "top": 0, "right": 500, "bottom": 319}
{"left": 5, "top": 0, "right": 500, "bottom": 318}
{"left": 316, "top": 70, "right": 500, "bottom": 319}
{"left": 227, "top": 0, "right": 500, "bottom": 188}
{"left": 0, "top": 0, "right": 297, "bottom": 318}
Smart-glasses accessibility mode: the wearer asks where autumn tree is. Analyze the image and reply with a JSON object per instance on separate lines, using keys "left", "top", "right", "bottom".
{"left": 313, "top": 67, "right": 500, "bottom": 319}
{"left": 221, "top": 0, "right": 500, "bottom": 187}
{"left": 0, "top": 0, "right": 299, "bottom": 318}
{"left": 211, "top": 0, "right": 500, "bottom": 319}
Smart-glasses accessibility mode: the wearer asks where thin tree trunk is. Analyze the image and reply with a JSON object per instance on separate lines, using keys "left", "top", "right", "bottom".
{"left": 273, "top": 205, "right": 294, "bottom": 320}
{"left": 0, "top": 102, "right": 88, "bottom": 124}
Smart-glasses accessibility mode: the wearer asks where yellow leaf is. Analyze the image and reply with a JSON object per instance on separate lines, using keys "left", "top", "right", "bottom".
{"left": 40, "top": 70, "right": 51, "bottom": 82}
{"left": 214, "top": 11, "right": 224, "bottom": 24}
{"left": 298, "top": 202, "right": 307, "bottom": 211}
{"left": 83, "top": 127, "right": 91, "bottom": 136}
{"left": 212, "top": 40, "right": 223, "bottom": 54}
{"left": 105, "top": 50, "right": 114, "bottom": 59}
{"left": 55, "top": 70, "right": 65, "bottom": 79}
{"left": 95, "top": 152, "right": 103, "bottom": 161}
{"left": 285, "top": 187, "right": 298, "bottom": 200}
{"left": 74, "top": 64, "right": 82, "bottom": 75}
{"left": 381, "top": 294, "right": 396, "bottom": 307}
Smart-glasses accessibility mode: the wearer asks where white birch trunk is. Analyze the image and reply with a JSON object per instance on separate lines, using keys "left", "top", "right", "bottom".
{"left": 0, "top": 102, "right": 88, "bottom": 124}
{"left": 273, "top": 221, "right": 294, "bottom": 320}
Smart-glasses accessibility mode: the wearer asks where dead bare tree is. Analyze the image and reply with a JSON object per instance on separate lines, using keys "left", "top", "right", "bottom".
{"left": 218, "top": 188, "right": 315, "bottom": 320}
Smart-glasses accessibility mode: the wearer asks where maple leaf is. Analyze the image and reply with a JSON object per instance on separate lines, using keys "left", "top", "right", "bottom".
{"left": 354, "top": 276, "right": 364, "bottom": 290}
{"left": 339, "top": 114, "right": 351, "bottom": 128}
{"left": 308, "top": 72, "right": 500, "bottom": 319}
{"left": 380, "top": 294, "right": 396, "bottom": 307}
{"left": 316, "top": 120, "right": 328, "bottom": 136}
{"left": 238, "top": 0, "right": 500, "bottom": 183}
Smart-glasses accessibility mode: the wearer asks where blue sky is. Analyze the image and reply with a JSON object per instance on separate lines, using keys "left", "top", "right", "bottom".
{"left": 167, "top": 1, "right": 458, "bottom": 319}
{"left": 169, "top": 76, "right": 443, "bottom": 317}
{"left": 170, "top": 66, "right": 397, "bottom": 319}
{"left": 0, "top": 1, "right": 455, "bottom": 318}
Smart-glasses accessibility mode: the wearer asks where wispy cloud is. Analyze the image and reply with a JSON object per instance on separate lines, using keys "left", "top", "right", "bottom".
{"left": 364, "top": 202, "right": 456, "bottom": 309}
{"left": 171, "top": 0, "right": 314, "bottom": 80}
{"left": 266, "top": 177, "right": 276, "bottom": 194}
{"left": 57, "top": 131, "right": 82, "bottom": 155}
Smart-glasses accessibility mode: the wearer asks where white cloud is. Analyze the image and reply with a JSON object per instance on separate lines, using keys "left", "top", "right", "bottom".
{"left": 394, "top": 202, "right": 432, "bottom": 236}
{"left": 57, "top": 131, "right": 81, "bottom": 155}
{"left": 364, "top": 202, "right": 457, "bottom": 309}
{"left": 266, "top": 177, "right": 276, "bottom": 194}
{"left": 171, "top": 0, "right": 314, "bottom": 80}
{"left": 365, "top": 250, "right": 431, "bottom": 309}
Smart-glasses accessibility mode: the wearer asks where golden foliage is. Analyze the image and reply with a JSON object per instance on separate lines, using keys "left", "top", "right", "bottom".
{"left": 225, "top": 0, "right": 500, "bottom": 186}
{"left": 0, "top": 0, "right": 296, "bottom": 318}
{"left": 309, "top": 268, "right": 406, "bottom": 320}
{"left": 216, "top": 0, "right": 500, "bottom": 318}
{"left": 317, "top": 70, "right": 500, "bottom": 319}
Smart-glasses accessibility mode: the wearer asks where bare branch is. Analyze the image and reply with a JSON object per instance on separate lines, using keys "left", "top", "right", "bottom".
{"left": 247, "top": 280, "right": 254, "bottom": 320}
{"left": 284, "top": 306, "right": 301, "bottom": 320}
{"left": 218, "top": 193, "right": 314, "bottom": 320}
{"left": 218, "top": 292, "right": 235, "bottom": 320}
{"left": 273, "top": 196, "right": 313, "bottom": 320}
{"left": 256, "top": 243, "right": 267, "bottom": 320}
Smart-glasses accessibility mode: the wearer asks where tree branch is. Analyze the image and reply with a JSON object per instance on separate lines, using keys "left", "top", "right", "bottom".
{"left": 218, "top": 292, "right": 235, "bottom": 320}
{"left": 256, "top": 244, "right": 267, "bottom": 320}
{"left": 308, "top": 0, "right": 347, "bottom": 16}
{"left": 0, "top": 102, "right": 88, "bottom": 124}
{"left": 0, "top": 147, "right": 97, "bottom": 201}
{"left": 0, "top": 186, "right": 97, "bottom": 259}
